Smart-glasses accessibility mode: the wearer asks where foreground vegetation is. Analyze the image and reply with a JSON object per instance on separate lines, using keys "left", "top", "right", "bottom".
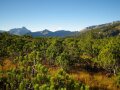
{"left": 0, "top": 22, "right": 120, "bottom": 90}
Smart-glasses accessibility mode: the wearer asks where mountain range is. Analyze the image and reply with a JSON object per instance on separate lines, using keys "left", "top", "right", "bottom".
{"left": 1, "top": 21, "right": 120, "bottom": 37}
{"left": 2, "top": 27, "right": 77, "bottom": 37}
{"left": 30, "top": 29, "right": 77, "bottom": 37}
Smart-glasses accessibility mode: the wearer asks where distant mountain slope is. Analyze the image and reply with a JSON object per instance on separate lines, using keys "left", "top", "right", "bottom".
{"left": 30, "top": 29, "right": 76, "bottom": 37}
{"left": 0, "top": 30, "right": 6, "bottom": 33}
{"left": 53, "top": 30, "right": 75, "bottom": 37}
{"left": 79, "top": 21, "right": 120, "bottom": 38}
{"left": 85, "top": 21, "right": 120, "bottom": 30}
{"left": 31, "top": 31, "right": 43, "bottom": 37}
{"left": 9, "top": 27, "right": 31, "bottom": 35}
{"left": 41, "top": 29, "right": 52, "bottom": 35}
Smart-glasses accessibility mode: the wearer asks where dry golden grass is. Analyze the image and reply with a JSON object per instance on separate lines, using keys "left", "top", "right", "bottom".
{"left": 0, "top": 59, "right": 16, "bottom": 77}
{"left": 49, "top": 66, "right": 119, "bottom": 90}
{"left": 0, "top": 59, "right": 16, "bottom": 71}
{"left": 48, "top": 66, "right": 60, "bottom": 76}
{"left": 115, "top": 25, "right": 120, "bottom": 30}
{"left": 0, "top": 59, "right": 119, "bottom": 90}
{"left": 70, "top": 71, "right": 118, "bottom": 90}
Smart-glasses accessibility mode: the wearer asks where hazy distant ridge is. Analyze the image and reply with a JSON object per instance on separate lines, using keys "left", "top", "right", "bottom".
{"left": 8, "top": 27, "right": 76, "bottom": 37}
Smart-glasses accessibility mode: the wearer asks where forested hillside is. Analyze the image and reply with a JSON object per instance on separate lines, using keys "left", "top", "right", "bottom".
{"left": 0, "top": 22, "right": 120, "bottom": 90}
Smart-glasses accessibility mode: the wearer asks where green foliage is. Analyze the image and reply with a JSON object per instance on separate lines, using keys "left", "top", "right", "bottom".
{"left": 57, "top": 52, "right": 70, "bottom": 71}
{"left": 19, "top": 81, "right": 25, "bottom": 90}
{"left": 34, "top": 84, "right": 39, "bottom": 90}
{"left": 46, "top": 38, "right": 63, "bottom": 65}
{"left": 97, "top": 37, "right": 120, "bottom": 74}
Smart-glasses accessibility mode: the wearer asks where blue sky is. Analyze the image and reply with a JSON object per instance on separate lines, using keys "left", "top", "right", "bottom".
{"left": 0, "top": 0, "right": 120, "bottom": 31}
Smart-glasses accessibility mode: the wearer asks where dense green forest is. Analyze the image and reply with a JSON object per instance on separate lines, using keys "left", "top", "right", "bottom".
{"left": 0, "top": 22, "right": 120, "bottom": 90}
